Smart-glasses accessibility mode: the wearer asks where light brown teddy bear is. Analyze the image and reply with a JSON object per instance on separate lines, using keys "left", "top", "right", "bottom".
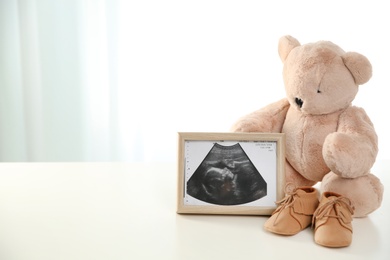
{"left": 231, "top": 35, "right": 384, "bottom": 247}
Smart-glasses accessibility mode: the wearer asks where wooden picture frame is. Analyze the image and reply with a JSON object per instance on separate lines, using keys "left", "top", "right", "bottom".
{"left": 177, "top": 132, "right": 285, "bottom": 215}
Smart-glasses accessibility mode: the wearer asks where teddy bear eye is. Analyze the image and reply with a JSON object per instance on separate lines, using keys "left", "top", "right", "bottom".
{"left": 317, "top": 90, "right": 322, "bottom": 93}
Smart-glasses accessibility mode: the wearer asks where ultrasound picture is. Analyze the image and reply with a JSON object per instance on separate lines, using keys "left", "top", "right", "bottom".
{"left": 186, "top": 143, "right": 267, "bottom": 205}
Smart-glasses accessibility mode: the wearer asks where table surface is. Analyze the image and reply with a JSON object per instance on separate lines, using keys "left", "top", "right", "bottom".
{"left": 0, "top": 161, "right": 388, "bottom": 260}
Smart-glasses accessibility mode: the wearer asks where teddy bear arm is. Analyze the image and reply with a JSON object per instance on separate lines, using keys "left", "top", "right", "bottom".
{"left": 323, "top": 107, "right": 378, "bottom": 178}
{"left": 230, "top": 98, "right": 290, "bottom": 133}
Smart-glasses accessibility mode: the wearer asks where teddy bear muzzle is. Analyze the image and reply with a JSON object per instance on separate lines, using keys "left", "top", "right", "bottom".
{"left": 295, "top": 97, "right": 304, "bottom": 108}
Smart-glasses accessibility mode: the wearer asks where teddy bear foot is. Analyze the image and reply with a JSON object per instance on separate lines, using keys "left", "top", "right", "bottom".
{"left": 321, "top": 172, "right": 384, "bottom": 217}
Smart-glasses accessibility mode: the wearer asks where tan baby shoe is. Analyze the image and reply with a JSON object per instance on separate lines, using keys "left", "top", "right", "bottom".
{"left": 264, "top": 186, "right": 319, "bottom": 235}
{"left": 312, "top": 191, "right": 355, "bottom": 248}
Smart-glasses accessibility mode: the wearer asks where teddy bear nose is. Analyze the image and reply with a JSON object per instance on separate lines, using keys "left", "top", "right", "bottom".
{"left": 295, "top": 97, "right": 303, "bottom": 108}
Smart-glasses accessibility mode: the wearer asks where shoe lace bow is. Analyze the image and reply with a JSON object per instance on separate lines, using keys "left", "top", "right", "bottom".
{"left": 312, "top": 196, "right": 354, "bottom": 228}
{"left": 271, "top": 186, "right": 301, "bottom": 223}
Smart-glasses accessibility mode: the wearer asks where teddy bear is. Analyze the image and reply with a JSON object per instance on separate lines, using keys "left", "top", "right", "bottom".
{"left": 231, "top": 35, "right": 384, "bottom": 247}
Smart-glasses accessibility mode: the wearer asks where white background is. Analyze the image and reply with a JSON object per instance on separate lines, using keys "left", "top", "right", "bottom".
{"left": 1, "top": 0, "right": 389, "bottom": 161}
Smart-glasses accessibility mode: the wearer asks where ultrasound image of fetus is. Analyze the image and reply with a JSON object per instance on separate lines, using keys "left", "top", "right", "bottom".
{"left": 187, "top": 143, "right": 267, "bottom": 205}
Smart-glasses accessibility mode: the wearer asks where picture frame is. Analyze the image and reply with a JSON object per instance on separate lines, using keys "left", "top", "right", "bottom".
{"left": 176, "top": 132, "right": 286, "bottom": 215}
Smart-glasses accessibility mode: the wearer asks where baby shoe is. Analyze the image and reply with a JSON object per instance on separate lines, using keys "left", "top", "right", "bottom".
{"left": 264, "top": 186, "right": 319, "bottom": 235}
{"left": 312, "top": 191, "right": 355, "bottom": 247}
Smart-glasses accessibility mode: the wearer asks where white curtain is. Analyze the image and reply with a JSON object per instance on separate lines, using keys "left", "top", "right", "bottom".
{"left": 1, "top": 0, "right": 389, "bottom": 161}
{"left": 0, "top": 0, "right": 250, "bottom": 162}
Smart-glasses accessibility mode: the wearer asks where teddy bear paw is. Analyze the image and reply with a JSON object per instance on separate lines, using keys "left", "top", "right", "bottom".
{"left": 322, "top": 132, "right": 375, "bottom": 178}
{"left": 230, "top": 121, "right": 260, "bottom": 133}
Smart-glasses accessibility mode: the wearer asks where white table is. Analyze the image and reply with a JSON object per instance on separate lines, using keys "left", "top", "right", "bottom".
{"left": 0, "top": 161, "right": 388, "bottom": 260}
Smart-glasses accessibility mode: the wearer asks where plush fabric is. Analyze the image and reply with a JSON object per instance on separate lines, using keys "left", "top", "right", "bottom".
{"left": 231, "top": 35, "right": 383, "bottom": 217}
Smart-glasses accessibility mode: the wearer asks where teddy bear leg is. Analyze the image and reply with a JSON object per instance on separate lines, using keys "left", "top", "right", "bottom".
{"left": 321, "top": 172, "right": 384, "bottom": 217}
{"left": 285, "top": 160, "right": 317, "bottom": 190}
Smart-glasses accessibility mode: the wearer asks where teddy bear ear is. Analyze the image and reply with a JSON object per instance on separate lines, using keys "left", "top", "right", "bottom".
{"left": 342, "top": 52, "right": 372, "bottom": 85}
{"left": 278, "top": 35, "right": 301, "bottom": 62}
